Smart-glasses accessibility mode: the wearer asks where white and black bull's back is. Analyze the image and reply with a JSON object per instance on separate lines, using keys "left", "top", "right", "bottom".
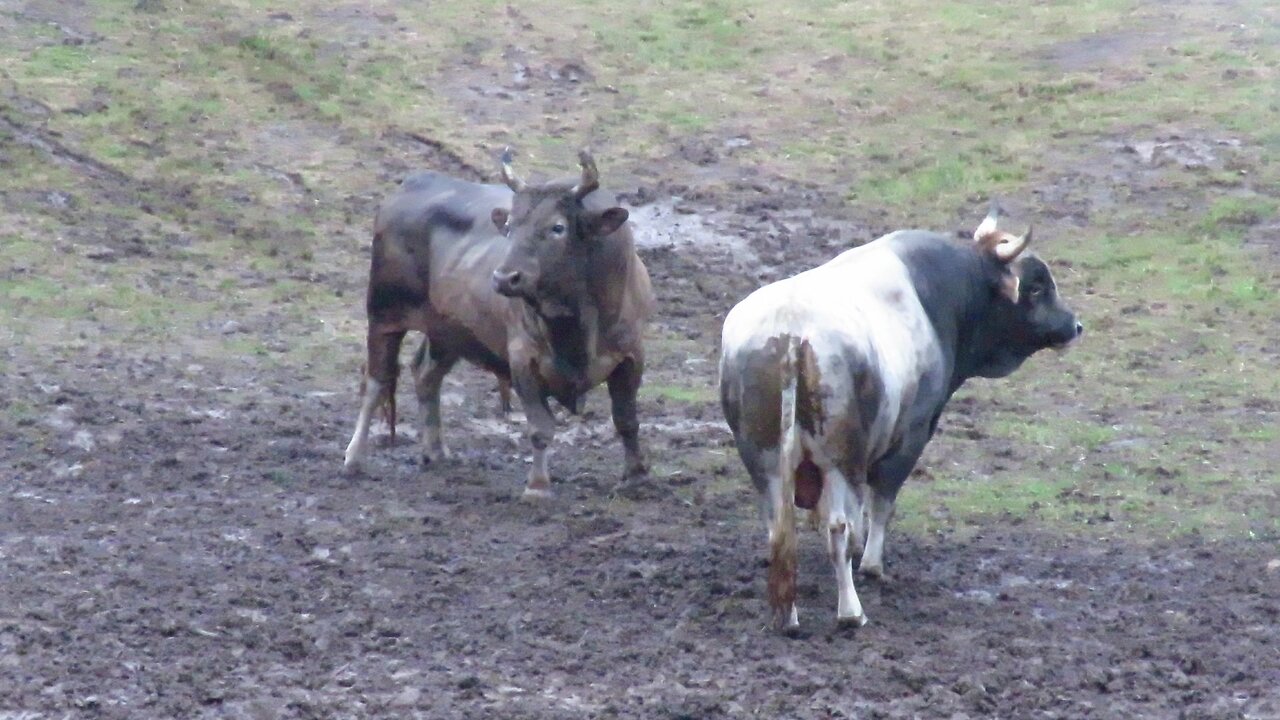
{"left": 719, "top": 206, "right": 1082, "bottom": 629}
{"left": 344, "top": 149, "right": 654, "bottom": 498}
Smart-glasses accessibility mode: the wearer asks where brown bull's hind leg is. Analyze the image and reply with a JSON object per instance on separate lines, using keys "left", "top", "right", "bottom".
{"left": 607, "top": 358, "right": 647, "bottom": 479}
{"left": 497, "top": 375, "right": 513, "bottom": 417}
{"left": 410, "top": 338, "right": 458, "bottom": 466}
{"left": 344, "top": 325, "right": 405, "bottom": 473}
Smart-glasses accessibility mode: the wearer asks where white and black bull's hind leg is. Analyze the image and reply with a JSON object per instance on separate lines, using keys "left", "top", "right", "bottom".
{"left": 859, "top": 429, "right": 931, "bottom": 579}
{"left": 733, "top": 336, "right": 870, "bottom": 631}
{"left": 817, "top": 465, "right": 868, "bottom": 627}
{"left": 767, "top": 450, "right": 869, "bottom": 630}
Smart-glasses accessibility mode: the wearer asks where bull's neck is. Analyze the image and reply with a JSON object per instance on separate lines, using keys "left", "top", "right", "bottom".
{"left": 521, "top": 299, "right": 597, "bottom": 384}
{"left": 584, "top": 241, "right": 633, "bottom": 327}
{"left": 899, "top": 241, "right": 1001, "bottom": 393}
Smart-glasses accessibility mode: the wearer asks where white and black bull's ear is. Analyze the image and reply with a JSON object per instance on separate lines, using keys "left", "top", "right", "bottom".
{"left": 997, "top": 271, "right": 1021, "bottom": 304}
{"left": 584, "top": 207, "right": 629, "bottom": 238}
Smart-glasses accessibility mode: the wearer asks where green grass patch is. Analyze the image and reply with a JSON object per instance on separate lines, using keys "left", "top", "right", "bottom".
{"left": 855, "top": 151, "right": 1028, "bottom": 214}
{"left": 1197, "top": 196, "right": 1277, "bottom": 234}
{"left": 641, "top": 384, "right": 718, "bottom": 405}
{"left": 23, "top": 45, "right": 94, "bottom": 76}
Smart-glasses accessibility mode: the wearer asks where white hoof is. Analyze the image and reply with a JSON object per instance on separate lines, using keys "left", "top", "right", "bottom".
{"left": 521, "top": 485, "right": 553, "bottom": 501}
{"left": 837, "top": 612, "right": 868, "bottom": 628}
{"left": 343, "top": 453, "right": 364, "bottom": 475}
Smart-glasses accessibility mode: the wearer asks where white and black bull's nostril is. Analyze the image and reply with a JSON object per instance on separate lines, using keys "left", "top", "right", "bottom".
{"left": 1053, "top": 320, "right": 1085, "bottom": 352}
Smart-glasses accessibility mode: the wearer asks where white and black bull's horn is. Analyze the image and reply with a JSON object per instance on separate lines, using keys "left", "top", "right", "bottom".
{"left": 499, "top": 146, "right": 526, "bottom": 192}
{"left": 571, "top": 148, "right": 600, "bottom": 199}
{"left": 974, "top": 200, "right": 1030, "bottom": 263}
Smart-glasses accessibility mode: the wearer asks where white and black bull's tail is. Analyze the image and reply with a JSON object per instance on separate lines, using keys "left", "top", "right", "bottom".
{"left": 768, "top": 335, "right": 803, "bottom": 629}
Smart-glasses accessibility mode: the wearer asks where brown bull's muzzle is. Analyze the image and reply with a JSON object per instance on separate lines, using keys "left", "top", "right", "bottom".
{"left": 491, "top": 268, "right": 527, "bottom": 297}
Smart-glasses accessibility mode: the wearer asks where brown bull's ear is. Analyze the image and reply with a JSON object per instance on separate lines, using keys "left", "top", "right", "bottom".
{"left": 491, "top": 207, "right": 510, "bottom": 231}
{"left": 586, "top": 207, "right": 628, "bottom": 238}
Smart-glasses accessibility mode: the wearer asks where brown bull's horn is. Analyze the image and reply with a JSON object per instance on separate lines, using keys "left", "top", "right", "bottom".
{"left": 572, "top": 148, "right": 599, "bottom": 199}
{"left": 499, "top": 146, "right": 526, "bottom": 192}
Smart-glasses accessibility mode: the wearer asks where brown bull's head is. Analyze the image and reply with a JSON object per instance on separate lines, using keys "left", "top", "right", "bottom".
{"left": 490, "top": 148, "right": 629, "bottom": 315}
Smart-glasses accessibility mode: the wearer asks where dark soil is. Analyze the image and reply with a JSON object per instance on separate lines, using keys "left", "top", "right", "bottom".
{"left": 3, "top": 352, "right": 1279, "bottom": 718}
{"left": 4, "top": 180, "right": 1279, "bottom": 717}
{"left": 2, "top": 6, "right": 1279, "bottom": 719}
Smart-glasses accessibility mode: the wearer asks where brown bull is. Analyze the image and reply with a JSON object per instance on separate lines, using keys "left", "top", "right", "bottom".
{"left": 344, "top": 149, "right": 654, "bottom": 497}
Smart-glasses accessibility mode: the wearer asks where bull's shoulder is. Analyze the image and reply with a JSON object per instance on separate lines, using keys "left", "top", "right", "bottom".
{"left": 398, "top": 170, "right": 447, "bottom": 192}
{"left": 378, "top": 175, "right": 510, "bottom": 235}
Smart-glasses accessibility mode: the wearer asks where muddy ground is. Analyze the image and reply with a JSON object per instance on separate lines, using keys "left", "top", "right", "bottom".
{"left": 4, "top": 3, "right": 1280, "bottom": 719}
{"left": 4, "top": 176, "right": 1278, "bottom": 719}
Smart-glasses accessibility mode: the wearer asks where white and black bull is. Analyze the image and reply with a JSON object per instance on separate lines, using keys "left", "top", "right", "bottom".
{"left": 718, "top": 207, "right": 1082, "bottom": 628}
{"left": 344, "top": 149, "right": 654, "bottom": 497}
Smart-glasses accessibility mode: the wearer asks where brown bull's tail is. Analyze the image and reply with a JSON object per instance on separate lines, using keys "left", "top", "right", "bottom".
{"left": 768, "top": 335, "right": 802, "bottom": 628}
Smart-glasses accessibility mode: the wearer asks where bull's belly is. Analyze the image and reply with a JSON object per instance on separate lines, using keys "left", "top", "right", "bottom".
{"left": 414, "top": 308, "right": 510, "bottom": 375}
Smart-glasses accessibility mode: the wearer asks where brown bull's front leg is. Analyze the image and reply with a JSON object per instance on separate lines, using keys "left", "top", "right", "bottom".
{"left": 512, "top": 366, "right": 557, "bottom": 499}
{"left": 607, "top": 358, "right": 647, "bottom": 479}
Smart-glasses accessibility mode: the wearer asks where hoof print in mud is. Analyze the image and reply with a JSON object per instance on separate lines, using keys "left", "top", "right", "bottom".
{"left": 420, "top": 449, "right": 451, "bottom": 466}
{"left": 611, "top": 477, "right": 662, "bottom": 501}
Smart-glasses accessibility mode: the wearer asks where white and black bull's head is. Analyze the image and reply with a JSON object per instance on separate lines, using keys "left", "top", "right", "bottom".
{"left": 970, "top": 205, "right": 1083, "bottom": 378}
{"left": 490, "top": 148, "right": 629, "bottom": 317}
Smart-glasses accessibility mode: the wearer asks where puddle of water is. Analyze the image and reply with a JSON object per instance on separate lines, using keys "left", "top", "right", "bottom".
{"left": 627, "top": 199, "right": 763, "bottom": 272}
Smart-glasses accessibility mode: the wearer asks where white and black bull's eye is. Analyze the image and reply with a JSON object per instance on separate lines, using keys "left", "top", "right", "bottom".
{"left": 550, "top": 222, "right": 567, "bottom": 236}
